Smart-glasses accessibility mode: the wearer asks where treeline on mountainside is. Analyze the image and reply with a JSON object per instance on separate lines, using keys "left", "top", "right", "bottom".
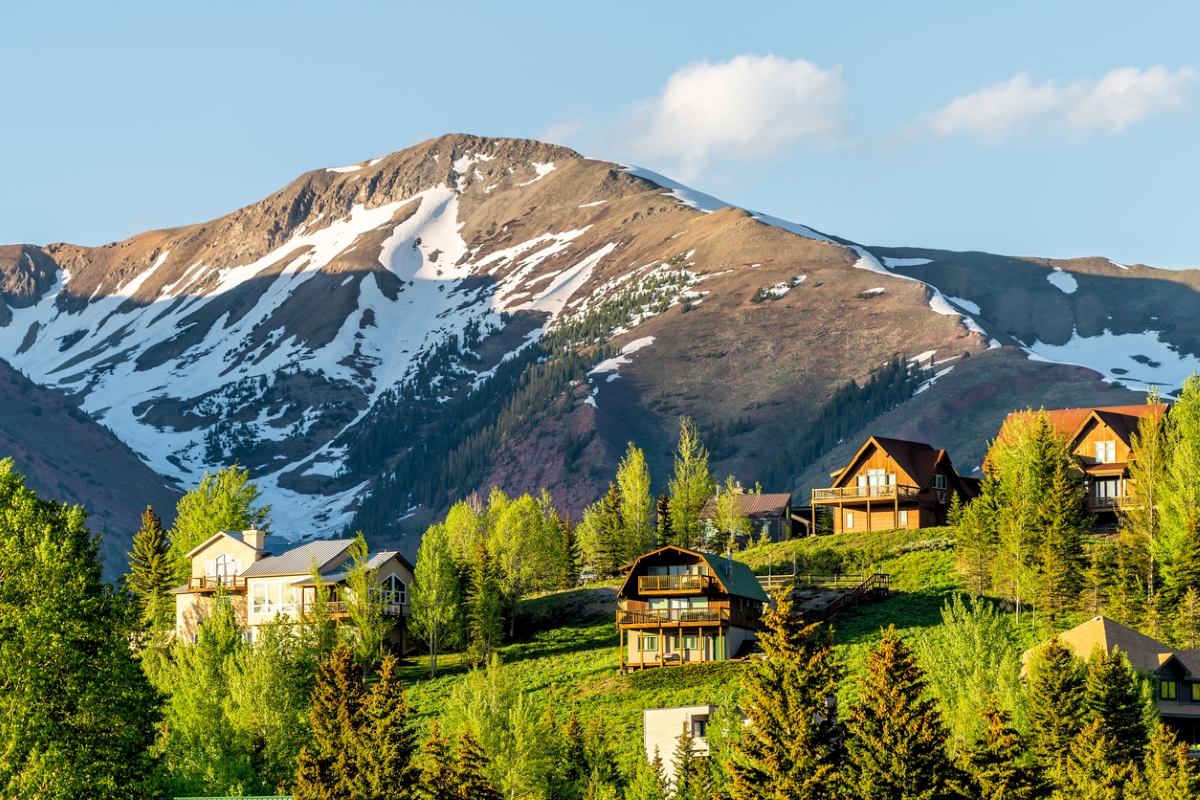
{"left": 953, "top": 381, "right": 1200, "bottom": 646}
{"left": 344, "top": 260, "right": 697, "bottom": 536}
{"left": 759, "top": 354, "right": 924, "bottom": 492}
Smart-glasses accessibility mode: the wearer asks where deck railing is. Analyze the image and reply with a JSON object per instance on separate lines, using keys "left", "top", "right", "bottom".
{"left": 811, "top": 484, "right": 921, "bottom": 502}
{"left": 638, "top": 574, "right": 715, "bottom": 593}
{"left": 617, "top": 607, "right": 729, "bottom": 626}
{"left": 1085, "top": 495, "right": 1134, "bottom": 511}
{"left": 298, "top": 601, "right": 408, "bottom": 618}
{"left": 186, "top": 575, "right": 246, "bottom": 591}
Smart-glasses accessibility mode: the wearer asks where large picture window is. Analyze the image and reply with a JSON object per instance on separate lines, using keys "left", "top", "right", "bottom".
{"left": 380, "top": 573, "right": 407, "bottom": 605}
{"left": 251, "top": 580, "right": 298, "bottom": 615}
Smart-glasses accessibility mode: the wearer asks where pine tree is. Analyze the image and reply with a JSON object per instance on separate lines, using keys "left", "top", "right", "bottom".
{"left": 672, "top": 721, "right": 706, "bottom": 800}
{"left": 616, "top": 442, "right": 655, "bottom": 559}
{"left": 1057, "top": 719, "right": 1134, "bottom": 800}
{"left": 1025, "top": 637, "right": 1085, "bottom": 782}
{"left": 452, "top": 731, "right": 502, "bottom": 800}
{"left": 668, "top": 416, "right": 716, "bottom": 550}
{"left": 558, "top": 710, "right": 589, "bottom": 800}
{"left": 843, "top": 625, "right": 962, "bottom": 800}
{"left": 294, "top": 648, "right": 362, "bottom": 800}
{"left": 126, "top": 504, "right": 175, "bottom": 634}
{"left": 352, "top": 654, "right": 419, "bottom": 799}
{"left": 1124, "top": 724, "right": 1200, "bottom": 800}
{"left": 1084, "top": 646, "right": 1149, "bottom": 763}
{"left": 417, "top": 722, "right": 456, "bottom": 800}
{"left": 1120, "top": 395, "right": 1169, "bottom": 612}
{"left": 729, "top": 590, "right": 842, "bottom": 800}
{"left": 954, "top": 480, "right": 999, "bottom": 596}
{"left": 590, "top": 482, "right": 626, "bottom": 577}
{"left": 1035, "top": 462, "right": 1088, "bottom": 622}
{"left": 656, "top": 490, "right": 672, "bottom": 546}
{"left": 1172, "top": 586, "right": 1200, "bottom": 648}
{"left": 556, "top": 509, "right": 582, "bottom": 589}
{"left": 467, "top": 537, "right": 503, "bottom": 660}
{"left": 959, "top": 697, "right": 1043, "bottom": 800}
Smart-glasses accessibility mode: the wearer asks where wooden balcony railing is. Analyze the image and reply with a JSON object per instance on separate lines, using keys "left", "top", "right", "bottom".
{"left": 298, "top": 601, "right": 409, "bottom": 618}
{"left": 1086, "top": 495, "right": 1134, "bottom": 511}
{"left": 638, "top": 574, "right": 715, "bottom": 594}
{"left": 186, "top": 575, "right": 246, "bottom": 592}
{"left": 617, "top": 608, "right": 729, "bottom": 626}
{"left": 811, "top": 484, "right": 921, "bottom": 503}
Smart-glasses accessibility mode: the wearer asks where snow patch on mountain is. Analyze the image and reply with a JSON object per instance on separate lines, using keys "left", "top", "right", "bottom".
{"left": 1024, "top": 328, "right": 1200, "bottom": 393}
{"left": 946, "top": 296, "right": 981, "bottom": 314}
{"left": 1046, "top": 268, "right": 1079, "bottom": 294}
{"left": 881, "top": 257, "right": 933, "bottom": 268}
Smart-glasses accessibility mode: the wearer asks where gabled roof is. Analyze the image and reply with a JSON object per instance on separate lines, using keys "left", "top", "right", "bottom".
{"left": 184, "top": 530, "right": 270, "bottom": 560}
{"left": 1051, "top": 615, "right": 1192, "bottom": 675}
{"left": 1001, "top": 404, "right": 1168, "bottom": 451}
{"left": 700, "top": 492, "right": 792, "bottom": 520}
{"left": 300, "top": 551, "right": 415, "bottom": 585}
{"left": 830, "top": 436, "right": 975, "bottom": 497}
{"left": 617, "top": 545, "right": 769, "bottom": 603}
{"left": 239, "top": 539, "right": 355, "bottom": 578}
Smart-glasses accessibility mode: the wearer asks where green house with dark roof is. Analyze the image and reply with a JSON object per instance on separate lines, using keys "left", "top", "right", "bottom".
{"left": 616, "top": 545, "right": 769, "bottom": 671}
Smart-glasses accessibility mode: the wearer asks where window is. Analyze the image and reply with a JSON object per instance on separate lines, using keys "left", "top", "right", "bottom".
{"left": 932, "top": 474, "right": 948, "bottom": 490}
{"left": 866, "top": 468, "right": 886, "bottom": 487}
{"left": 251, "top": 580, "right": 298, "bottom": 615}
{"left": 691, "top": 717, "right": 708, "bottom": 739}
{"left": 689, "top": 597, "right": 709, "bottom": 609}
{"left": 845, "top": 512, "right": 854, "bottom": 529}
{"left": 648, "top": 598, "right": 668, "bottom": 610}
{"left": 682, "top": 634, "right": 699, "bottom": 651}
{"left": 899, "top": 510, "right": 909, "bottom": 526}
{"left": 641, "top": 634, "right": 659, "bottom": 652}
{"left": 380, "top": 573, "right": 407, "bottom": 605}
{"left": 1161, "top": 680, "right": 1178, "bottom": 700}
{"left": 1095, "top": 441, "right": 1116, "bottom": 463}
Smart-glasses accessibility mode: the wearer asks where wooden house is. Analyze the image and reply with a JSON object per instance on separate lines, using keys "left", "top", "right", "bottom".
{"left": 994, "top": 404, "right": 1168, "bottom": 516}
{"left": 1026, "top": 616, "right": 1200, "bottom": 745}
{"left": 811, "top": 436, "right": 979, "bottom": 534}
{"left": 699, "top": 491, "right": 794, "bottom": 544}
{"left": 171, "top": 529, "right": 413, "bottom": 650}
{"left": 616, "top": 545, "right": 770, "bottom": 671}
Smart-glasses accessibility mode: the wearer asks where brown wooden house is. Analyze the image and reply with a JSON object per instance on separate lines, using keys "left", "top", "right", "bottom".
{"left": 811, "top": 436, "right": 979, "bottom": 534}
{"left": 994, "top": 404, "right": 1168, "bottom": 516}
{"left": 615, "top": 545, "right": 770, "bottom": 671}
{"left": 699, "top": 491, "right": 794, "bottom": 544}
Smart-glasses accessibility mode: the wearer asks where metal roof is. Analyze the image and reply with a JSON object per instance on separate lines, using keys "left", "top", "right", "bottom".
{"left": 239, "top": 539, "right": 355, "bottom": 578}
{"left": 311, "top": 551, "right": 407, "bottom": 584}
{"left": 617, "top": 545, "right": 770, "bottom": 604}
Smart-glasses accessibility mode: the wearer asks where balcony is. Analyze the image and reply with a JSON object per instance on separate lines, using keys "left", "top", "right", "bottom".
{"left": 638, "top": 574, "right": 715, "bottom": 594}
{"left": 185, "top": 575, "right": 246, "bottom": 593}
{"left": 617, "top": 607, "right": 729, "bottom": 627}
{"left": 811, "top": 484, "right": 921, "bottom": 503}
{"left": 298, "top": 601, "right": 409, "bottom": 618}
{"left": 1086, "top": 495, "right": 1134, "bottom": 512}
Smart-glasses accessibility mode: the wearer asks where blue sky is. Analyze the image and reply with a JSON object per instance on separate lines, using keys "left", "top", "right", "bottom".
{"left": 2, "top": 1, "right": 1198, "bottom": 268}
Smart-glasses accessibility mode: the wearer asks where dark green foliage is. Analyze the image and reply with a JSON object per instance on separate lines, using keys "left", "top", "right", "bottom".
{"left": 294, "top": 648, "right": 362, "bottom": 800}
{"left": 959, "top": 698, "right": 1044, "bottom": 800}
{"left": 557, "top": 509, "right": 582, "bottom": 590}
{"left": 655, "top": 490, "right": 672, "bottom": 545}
{"left": 1057, "top": 719, "right": 1133, "bottom": 799}
{"left": 1126, "top": 725, "right": 1200, "bottom": 799}
{"left": 351, "top": 656, "right": 419, "bottom": 799}
{"left": 1035, "top": 463, "right": 1088, "bottom": 620}
{"left": 760, "top": 355, "right": 922, "bottom": 490}
{"left": 1084, "top": 646, "right": 1149, "bottom": 763}
{"left": 625, "top": 660, "right": 749, "bottom": 691}
{"left": 729, "top": 591, "right": 842, "bottom": 800}
{"left": 417, "top": 723, "right": 457, "bottom": 800}
{"left": 1025, "top": 637, "right": 1085, "bottom": 781}
{"left": 672, "top": 722, "right": 709, "bottom": 800}
{"left": 126, "top": 504, "right": 175, "bottom": 633}
{"left": 843, "top": 625, "right": 963, "bottom": 800}
{"left": 451, "top": 731, "right": 502, "bottom": 800}
{"left": 0, "top": 458, "right": 162, "bottom": 799}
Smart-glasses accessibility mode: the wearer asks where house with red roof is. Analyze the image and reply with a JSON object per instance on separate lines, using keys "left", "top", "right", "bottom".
{"left": 811, "top": 436, "right": 979, "bottom": 534}
{"left": 994, "top": 404, "right": 1168, "bottom": 516}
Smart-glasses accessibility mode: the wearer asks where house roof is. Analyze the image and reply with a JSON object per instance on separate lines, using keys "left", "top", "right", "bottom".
{"left": 239, "top": 539, "right": 356, "bottom": 578}
{"left": 830, "top": 436, "right": 976, "bottom": 497}
{"left": 298, "top": 551, "right": 415, "bottom": 585}
{"left": 184, "top": 529, "right": 270, "bottom": 560}
{"left": 700, "top": 492, "right": 792, "bottom": 520}
{"left": 1000, "top": 404, "right": 1168, "bottom": 451}
{"left": 617, "top": 545, "right": 770, "bottom": 603}
{"left": 1044, "top": 615, "right": 1200, "bottom": 675}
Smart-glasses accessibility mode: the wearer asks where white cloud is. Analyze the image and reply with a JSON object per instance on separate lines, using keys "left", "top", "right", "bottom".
{"left": 927, "top": 66, "right": 1195, "bottom": 142}
{"left": 608, "top": 54, "right": 849, "bottom": 178}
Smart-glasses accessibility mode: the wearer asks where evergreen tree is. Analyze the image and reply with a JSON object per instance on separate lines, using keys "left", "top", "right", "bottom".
{"left": 1119, "top": 395, "right": 1169, "bottom": 612}
{"left": 555, "top": 509, "right": 582, "bottom": 589}
{"left": 959, "top": 698, "right": 1044, "bottom": 800}
{"left": 843, "top": 625, "right": 962, "bottom": 800}
{"left": 352, "top": 654, "right": 419, "bottom": 799}
{"left": 167, "top": 464, "right": 270, "bottom": 581}
{"left": 672, "top": 721, "right": 703, "bottom": 800}
{"left": 294, "top": 648, "right": 362, "bottom": 800}
{"left": 1084, "top": 539, "right": 1117, "bottom": 616}
{"left": 451, "top": 731, "right": 502, "bottom": 800}
{"left": 1025, "top": 637, "right": 1085, "bottom": 782}
{"left": 616, "top": 442, "right": 655, "bottom": 559}
{"left": 1125, "top": 725, "right": 1200, "bottom": 800}
{"left": 1035, "top": 461, "right": 1088, "bottom": 622}
{"left": 1084, "top": 646, "right": 1149, "bottom": 763}
{"left": 626, "top": 750, "right": 668, "bottom": 800}
{"left": 1057, "top": 719, "right": 1133, "bottom": 800}
{"left": 1161, "top": 375, "right": 1200, "bottom": 602}
{"left": 417, "top": 723, "right": 456, "bottom": 800}
{"left": 729, "top": 590, "right": 841, "bottom": 800}
{"left": 558, "top": 710, "right": 589, "bottom": 800}
{"left": 1108, "top": 537, "right": 1150, "bottom": 629}
{"left": 656, "top": 490, "right": 672, "bottom": 546}
{"left": 1172, "top": 586, "right": 1200, "bottom": 649}
{"left": 668, "top": 416, "right": 716, "bottom": 550}
{"left": 467, "top": 538, "right": 504, "bottom": 659}
{"left": 126, "top": 504, "right": 175, "bottom": 634}
{"left": 0, "top": 459, "right": 161, "bottom": 799}
{"left": 582, "top": 482, "right": 626, "bottom": 577}
{"left": 411, "top": 522, "right": 463, "bottom": 677}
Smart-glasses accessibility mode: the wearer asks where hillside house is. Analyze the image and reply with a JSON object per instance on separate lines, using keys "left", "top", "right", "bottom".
{"left": 616, "top": 545, "right": 770, "bottom": 671}
{"left": 1027, "top": 616, "right": 1200, "bottom": 745}
{"left": 700, "top": 491, "right": 794, "bottom": 545}
{"left": 994, "top": 404, "right": 1169, "bottom": 517}
{"left": 644, "top": 706, "right": 747, "bottom": 788}
{"left": 171, "top": 528, "right": 413, "bottom": 650}
{"left": 811, "top": 436, "right": 979, "bottom": 534}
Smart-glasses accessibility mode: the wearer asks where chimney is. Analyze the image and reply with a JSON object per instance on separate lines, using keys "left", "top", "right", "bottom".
{"left": 243, "top": 526, "right": 266, "bottom": 550}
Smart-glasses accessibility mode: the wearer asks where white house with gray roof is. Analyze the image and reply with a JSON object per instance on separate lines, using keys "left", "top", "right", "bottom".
{"left": 171, "top": 527, "right": 413, "bottom": 650}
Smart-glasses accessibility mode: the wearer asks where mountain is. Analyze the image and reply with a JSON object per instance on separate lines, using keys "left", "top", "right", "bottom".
{"left": 1, "top": 133, "right": 1195, "bottom": 559}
